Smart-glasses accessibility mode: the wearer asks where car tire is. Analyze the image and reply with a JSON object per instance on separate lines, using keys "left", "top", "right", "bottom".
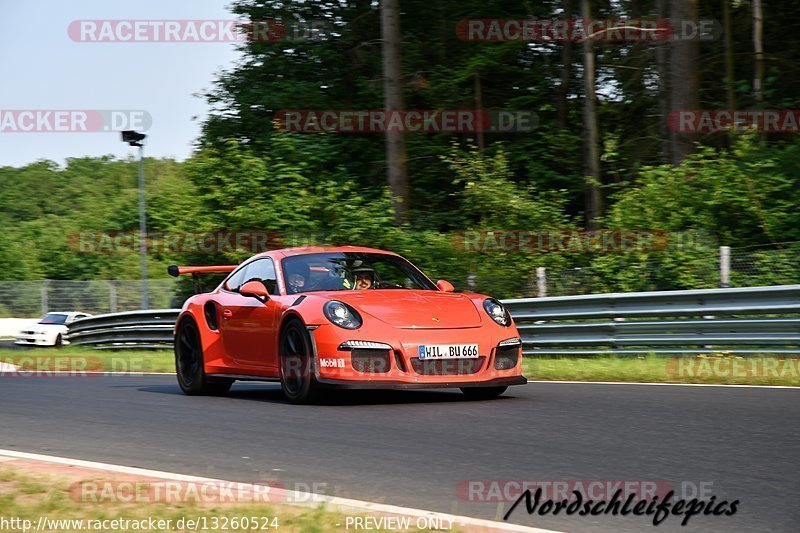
{"left": 175, "top": 317, "right": 232, "bottom": 396}
{"left": 279, "top": 318, "right": 320, "bottom": 404}
{"left": 54, "top": 334, "right": 63, "bottom": 348}
{"left": 460, "top": 386, "right": 508, "bottom": 400}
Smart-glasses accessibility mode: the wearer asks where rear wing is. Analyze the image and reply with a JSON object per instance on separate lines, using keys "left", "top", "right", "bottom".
{"left": 167, "top": 265, "right": 238, "bottom": 277}
{"left": 168, "top": 264, "right": 238, "bottom": 294}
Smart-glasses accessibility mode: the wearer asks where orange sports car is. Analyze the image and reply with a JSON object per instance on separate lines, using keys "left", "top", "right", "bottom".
{"left": 169, "top": 246, "right": 526, "bottom": 403}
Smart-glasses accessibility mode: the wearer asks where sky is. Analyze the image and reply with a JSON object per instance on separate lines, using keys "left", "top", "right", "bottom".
{"left": 0, "top": 0, "right": 242, "bottom": 167}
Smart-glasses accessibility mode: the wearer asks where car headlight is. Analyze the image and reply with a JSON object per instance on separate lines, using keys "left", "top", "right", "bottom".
{"left": 483, "top": 298, "right": 511, "bottom": 326}
{"left": 324, "top": 300, "right": 362, "bottom": 329}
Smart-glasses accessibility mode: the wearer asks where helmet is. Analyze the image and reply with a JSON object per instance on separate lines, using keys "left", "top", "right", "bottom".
{"left": 351, "top": 265, "right": 376, "bottom": 288}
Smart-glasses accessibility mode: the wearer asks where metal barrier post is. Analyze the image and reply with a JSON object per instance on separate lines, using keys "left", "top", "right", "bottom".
{"left": 109, "top": 281, "right": 117, "bottom": 314}
{"left": 40, "top": 280, "right": 49, "bottom": 315}
{"left": 720, "top": 245, "right": 731, "bottom": 288}
{"left": 536, "top": 267, "right": 547, "bottom": 298}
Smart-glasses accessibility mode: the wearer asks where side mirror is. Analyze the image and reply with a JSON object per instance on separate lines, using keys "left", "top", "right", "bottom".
{"left": 239, "top": 280, "right": 270, "bottom": 301}
{"left": 436, "top": 279, "right": 454, "bottom": 293}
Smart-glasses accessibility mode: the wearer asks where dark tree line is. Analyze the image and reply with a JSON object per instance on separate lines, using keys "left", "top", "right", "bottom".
{"left": 199, "top": 0, "right": 800, "bottom": 229}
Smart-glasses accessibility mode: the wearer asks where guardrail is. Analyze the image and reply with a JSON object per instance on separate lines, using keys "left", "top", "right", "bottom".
{"left": 66, "top": 285, "right": 800, "bottom": 354}
{"left": 67, "top": 309, "right": 179, "bottom": 349}
{"left": 502, "top": 285, "right": 800, "bottom": 355}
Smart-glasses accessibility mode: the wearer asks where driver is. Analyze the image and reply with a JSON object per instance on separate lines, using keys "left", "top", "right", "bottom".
{"left": 352, "top": 266, "right": 376, "bottom": 290}
{"left": 284, "top": 262, "right": 310, "bottom": 294}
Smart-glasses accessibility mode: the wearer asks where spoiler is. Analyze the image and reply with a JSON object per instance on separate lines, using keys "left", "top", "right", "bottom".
{"left": 167, "top": 265, "right": 238, "bottom": 277}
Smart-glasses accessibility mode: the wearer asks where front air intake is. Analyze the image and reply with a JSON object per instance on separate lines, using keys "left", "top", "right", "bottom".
{"left": 494, "top": 345, "right": 520, "bottom": 370}
{"left": 410, "top": 357, "right": 485, "bottom": 375}
{"left": 351, "top": 349, "right": 391, "bottom": 373}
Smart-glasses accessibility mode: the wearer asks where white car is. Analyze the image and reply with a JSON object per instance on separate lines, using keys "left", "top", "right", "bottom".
{"left": 15, "top": 312, "right": 92, "bottom": 347}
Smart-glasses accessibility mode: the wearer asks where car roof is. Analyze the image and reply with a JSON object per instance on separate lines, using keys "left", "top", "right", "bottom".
{"left": 257, "top": 245, "right": 400, "bottom": 259}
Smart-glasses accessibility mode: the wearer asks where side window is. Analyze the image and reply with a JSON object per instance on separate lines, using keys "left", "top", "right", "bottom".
{"left": 242, "top": 258, "right": 279, "bottom": 295}
{"left": 372, "top": 261, "right": 414, "bottom": 288}
{"left": 224, "top": 265, "right": 249, "bottom": 292}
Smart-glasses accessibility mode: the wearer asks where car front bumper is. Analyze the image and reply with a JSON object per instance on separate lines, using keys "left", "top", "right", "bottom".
{"left": 308, "top": 323, "right": 525, "bottom": 387}
{"left": 14, "top": 335, "right": 57, "bottom": 346}
{"left": 315, "top": 375, "right": 527, "bottom": 389}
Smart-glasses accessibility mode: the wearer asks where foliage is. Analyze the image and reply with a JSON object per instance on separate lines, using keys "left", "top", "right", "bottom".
{"left": 3, "top": 2, "right": 800, "bottom": 299}
{"left": 1, "top": 132, "right": 799, "bottom": 297}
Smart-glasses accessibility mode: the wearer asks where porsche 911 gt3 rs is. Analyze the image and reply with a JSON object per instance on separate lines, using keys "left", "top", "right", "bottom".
{"left": 169, "top": 246, "right": 526, "bottom": 403}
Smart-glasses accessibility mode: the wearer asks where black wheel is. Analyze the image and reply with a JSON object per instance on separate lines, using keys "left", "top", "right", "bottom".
{"left": 460, "top": 386, "right": 508, "bottom": 400}
{"left": 175, "top": 318, "right": 232, "bottom": 396}
{"left": 279, "top": 319, "right": 320, "bottom": 404}
{"left": 54, "top": 334, "right": 63, "bottom": 348}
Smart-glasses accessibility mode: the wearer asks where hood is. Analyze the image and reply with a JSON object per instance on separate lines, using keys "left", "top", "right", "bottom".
{"left": 330, "top": 290, "right": 483, "bottom": 328}
{"left": 32, "top": 324, "right": 66, "bottom": 332}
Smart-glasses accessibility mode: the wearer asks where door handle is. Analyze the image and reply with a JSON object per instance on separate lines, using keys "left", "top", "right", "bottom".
{"left": 222, "top": 309, "right": 233, "bottom": 319}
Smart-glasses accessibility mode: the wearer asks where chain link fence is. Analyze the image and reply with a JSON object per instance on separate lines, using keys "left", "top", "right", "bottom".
{"left": 454, "top": 243, "right": 800, "bottom": 299}
{"left": 728, "top": 243, "right": 800, "bottom": 288}
{"left": 0, "top": 279, "right": 181, "bottom": 318}
{"left": 0, "top": 243, "right": 797, "bottom": 316}
{"left": 541, "top": 245, "right": 799, "bottom": 297}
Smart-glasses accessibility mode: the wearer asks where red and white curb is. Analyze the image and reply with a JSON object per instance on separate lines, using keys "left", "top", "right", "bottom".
{"left": 0, "top": 449, "right": 559, "bottom": 533}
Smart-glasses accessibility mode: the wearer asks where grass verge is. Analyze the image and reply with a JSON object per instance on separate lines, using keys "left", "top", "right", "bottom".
{"left": 2, "top": 347, "right": 798, "bottom": 386}
{"left": 522, "top": 353, "right": 800, "bottom": 386}
{"left": 0, "top": 466, "right": 447, "bottom": 532}
{"left": 0, "top": 347, "right": 175, "bottom": 373}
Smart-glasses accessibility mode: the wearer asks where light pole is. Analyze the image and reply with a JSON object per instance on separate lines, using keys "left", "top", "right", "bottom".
{"left": 121, "top": 130, "right": 149, "bottom": 309}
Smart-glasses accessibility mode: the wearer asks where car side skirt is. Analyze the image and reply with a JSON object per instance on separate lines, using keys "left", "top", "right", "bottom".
{"left": 207, "top": 374, "right": 281, "bottom": 382}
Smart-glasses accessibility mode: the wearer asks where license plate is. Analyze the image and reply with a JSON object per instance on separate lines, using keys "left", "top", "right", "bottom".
{"left": 417, "top": 343, "right": 479, "bottom": 360}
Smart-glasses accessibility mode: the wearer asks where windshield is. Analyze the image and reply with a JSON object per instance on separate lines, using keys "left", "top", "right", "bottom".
{"left": 281, "top": 252, "right": 437, "bottom": 294}
{"left": 39, "top": 313, "right": 68, "bottom": 325}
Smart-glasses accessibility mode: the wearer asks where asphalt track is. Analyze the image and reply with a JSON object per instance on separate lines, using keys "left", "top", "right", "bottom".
{"left": 0, "top": 375, "right": 797, "bottom": 532}
{"left": 0, "top": 339, "right": 23, "bottom": 349}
